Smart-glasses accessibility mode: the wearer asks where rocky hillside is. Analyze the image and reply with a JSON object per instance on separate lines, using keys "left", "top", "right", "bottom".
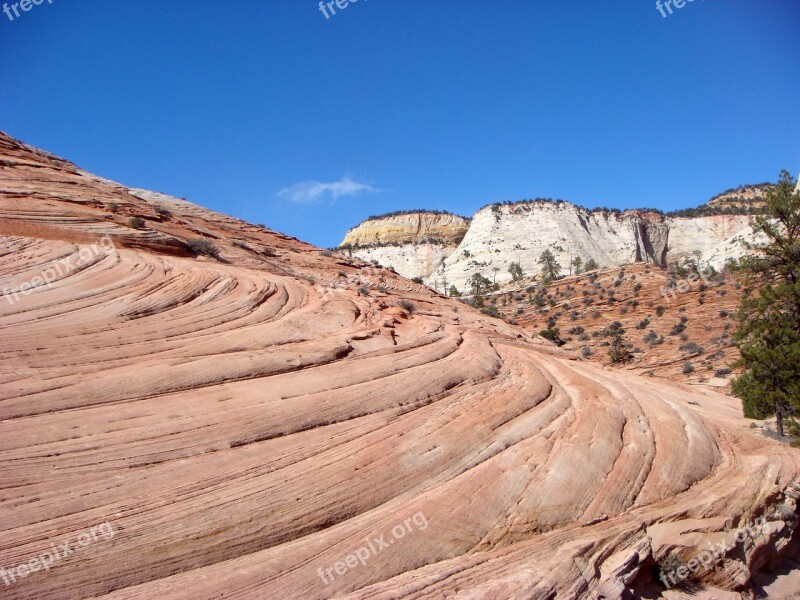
{"left": 2, "top": 131, "right": 799, "bottom": 599}
{"left": 707, "top": 183, "right": 773, "bottom": 210}
{"left": 340, "top": 189, "right": 771, "bottom": 292}
{"left": 492, "top": 262, "right": 746, "bottom": 388}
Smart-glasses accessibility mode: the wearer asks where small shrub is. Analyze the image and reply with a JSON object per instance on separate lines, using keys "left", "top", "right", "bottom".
{"left": 154, "top": 205, "right": 172, "bottom": 218}
{"left": 186, "top": 238, "right": 220, "bottom": 258}
{"left": 669, "top": 322, "right": 686, "bottom": 336}
{"left": 682, "top": 362, "right": 695, "bottom": 374}
{"left": 714, "top": 367, "right": 732, "bottom": 377}
{"left": 398, "top": 300, "right": 416, "bottom": 314}
{"left": 108, "top": 202, "right": 119, "bottom": 212}
{"left": 128, "top": 216, "right": 145, "bottom": 229}
{"left": 656, "top": 306, "right": 666, "bottom": 317}
{"left": 540, "top": 328, "right": 565, "bottom": 346}
{"left": 412, "top": 276, "right": 424, "bottom": 284}
{"left": 581, "top": 346, "right": 593, "bottom": 358}
{"left": 481, "top": 306, "right": 501, "bottom": 318}
{"left": 679, "top": 341, "right": 704, "bottom": 356}
{"left": 636, "top": 318, "right": 650, "bottom": 330}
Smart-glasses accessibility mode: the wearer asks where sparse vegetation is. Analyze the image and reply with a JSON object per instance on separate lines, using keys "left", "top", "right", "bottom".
{"left": 186, "top": 237, "right": 220, "bottom": 258}
{"left": 398, "top": 300, "right": 417, "bottom": 314}
{"left": 128, "top": 216, "right": 145, "bottom": 229}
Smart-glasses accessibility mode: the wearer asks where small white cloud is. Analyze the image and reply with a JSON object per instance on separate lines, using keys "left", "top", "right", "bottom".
{"left": 277, "top": 176, "right": 382, "bottom": 204}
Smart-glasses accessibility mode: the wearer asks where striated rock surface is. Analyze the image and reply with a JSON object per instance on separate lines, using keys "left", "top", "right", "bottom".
{"left": 667, "top": 214, "right": 757, "bottom": 267}
{"left": 1, "top": 131, "right": 799, "bottom": 600}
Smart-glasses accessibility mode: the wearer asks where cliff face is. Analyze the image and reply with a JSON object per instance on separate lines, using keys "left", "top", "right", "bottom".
{"left": 340, "top": 212, "right": 469, "bottom": 279}
{"left": 341, "top": 212, "right": 469, "bottom": 247}
{"left": 667, "top": 214, "right": 757, "bottom": 266}
{"left": 341, "top": 200, "right": 762, "bottom": 293}
{"left": 426, "top": 203, "right": 679, "bottom": 291}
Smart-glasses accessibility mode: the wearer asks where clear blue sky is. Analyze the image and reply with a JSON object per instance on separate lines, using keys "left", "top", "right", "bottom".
{"left": 1, "top": 1, "right": 798, "bottom": 248}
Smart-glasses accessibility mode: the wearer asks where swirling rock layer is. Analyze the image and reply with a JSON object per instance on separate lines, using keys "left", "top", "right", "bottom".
{"left": 0, "top": 132, "right": 798, "bottom": 599}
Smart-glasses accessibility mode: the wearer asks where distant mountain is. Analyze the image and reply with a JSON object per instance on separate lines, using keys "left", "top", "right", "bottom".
{"left": 339, "top": 184, "right": 775, "bottom": 292}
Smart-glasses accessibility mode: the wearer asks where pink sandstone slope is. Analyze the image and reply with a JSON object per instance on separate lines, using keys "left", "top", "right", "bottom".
{"left": 0, "top": 132, "right": 798, "bottom": 600}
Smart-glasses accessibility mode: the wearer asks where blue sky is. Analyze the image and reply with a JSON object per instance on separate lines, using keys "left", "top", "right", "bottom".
{"left": 1, "top": 1, "right": 798, "bottom": 248}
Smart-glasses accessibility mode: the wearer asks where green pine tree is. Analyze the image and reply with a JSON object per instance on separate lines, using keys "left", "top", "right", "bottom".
{"left": 538, "top": 250, "right": 561, "bottom": 282}
{"left": 731, "top": 171, "right": 800, "bottom": 438}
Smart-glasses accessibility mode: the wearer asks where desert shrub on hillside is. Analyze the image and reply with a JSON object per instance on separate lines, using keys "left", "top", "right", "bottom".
{"left": 481, "top": 306, "right": 501, "bottom": 318}
{"left": 682, "top": 362, "right": 695, "bottom": 374}
{"left": 670, "top": 322, "right": 687, "bottom": 336}
{"left": 128, "top": 216, "right": 145, "bottom": 229}
{"left": 679, "top": 341, "right": 704, "bottom": 356}
{"left": 398, "top": 300, "right": 416, "bottom": 314}
{"left": 608, "top": 333, "right": 632, "bottom": 364}
{"left": 656, "top": 306, "right": 666, "bottom": 317}
{"left": 539, "top": 327, "right": 564, "bottom": 346}
{"left": 186, "top": 238, "right": 220, "bottom": 258}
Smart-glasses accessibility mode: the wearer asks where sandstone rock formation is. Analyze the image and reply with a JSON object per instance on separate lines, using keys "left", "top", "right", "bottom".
{"left": 341, "top": 197, "right": 764, "bottom": 293}
{"left": 341, "top": 211, "right": 470, "bottom": 247}
{"left": 1, "top": 131, "right": 798, "bottom": 599}
{"left": 340, "top": 212, "right": 470, "bottom": 280}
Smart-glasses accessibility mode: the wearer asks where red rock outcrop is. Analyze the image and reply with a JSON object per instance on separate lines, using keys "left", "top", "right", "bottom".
{"left": 0, "top": 132, "right": 798, "bottom": 599}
